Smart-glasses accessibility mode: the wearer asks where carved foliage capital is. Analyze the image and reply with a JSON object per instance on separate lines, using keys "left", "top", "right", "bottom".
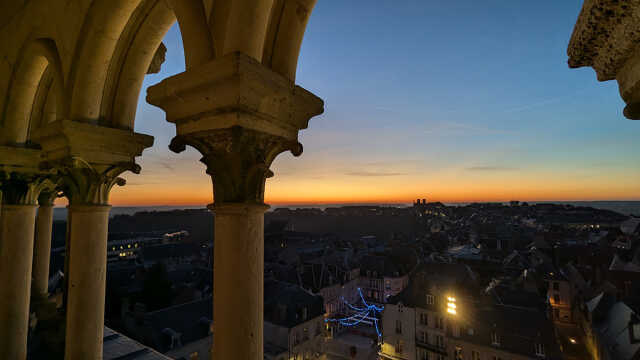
{"left": 0, "top": 171, "right": 59, "bottom": 205}
{"left": 43, "top": 157, "right": 140, "bottom": 205}
{"left": 170, "top": 126, "right": 302, "bottom": 204}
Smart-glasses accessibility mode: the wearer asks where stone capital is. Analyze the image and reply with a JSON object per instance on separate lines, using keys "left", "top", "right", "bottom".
{"left": 37, "top": 191, "right": 58, "bottom": 206}
{"left": 42, "top": 158, "right": 138, "bottom": 206}
{"left": 171, "top": 126, "right": 300, "bottom": 204}
{"left": 146, "top": 51, "right": 324, "bottom": 205}
{"left": 0, "top": 171, "right": 58, "bottom": 206}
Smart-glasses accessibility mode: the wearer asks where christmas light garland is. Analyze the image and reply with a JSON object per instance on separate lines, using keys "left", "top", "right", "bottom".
{"left": 325, "top": 288, "right": 384, "bottom": 337}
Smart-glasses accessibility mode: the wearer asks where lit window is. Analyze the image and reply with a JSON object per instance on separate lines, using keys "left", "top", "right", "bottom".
{"left": 472, "top": 351, "right": 481, "bottom": 360}
{"left": 128, "top": 244, "right": 131, "bottom": 248}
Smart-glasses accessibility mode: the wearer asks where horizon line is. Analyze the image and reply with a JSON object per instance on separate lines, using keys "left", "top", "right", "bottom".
{"left": 53, "top": 198, "right": 640, "bottom": 208}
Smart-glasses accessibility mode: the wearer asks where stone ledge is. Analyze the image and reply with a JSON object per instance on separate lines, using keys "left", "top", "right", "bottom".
{"left": 0, "top": 145, "right": 42, "bottom": 173}
{"left": 146, "top": 51, "right": 324, "bottom": 140}
{"left": 31, "top": 120, "right": 154, "bottom": 165}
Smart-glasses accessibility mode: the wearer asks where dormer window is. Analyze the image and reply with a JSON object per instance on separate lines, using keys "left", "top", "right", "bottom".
{"left": 491, "top": 332, "right": 500, "bottom": 346}
{"left": 426, "top": 294, "right": 435, "bottom": 305}
{"left": 535, "top": 343, "right": 545, "bottom": 357}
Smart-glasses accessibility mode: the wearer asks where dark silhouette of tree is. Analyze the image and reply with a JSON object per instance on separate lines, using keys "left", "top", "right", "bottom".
{"left": 142, "top": 263, "right": 173, "bottom": 311}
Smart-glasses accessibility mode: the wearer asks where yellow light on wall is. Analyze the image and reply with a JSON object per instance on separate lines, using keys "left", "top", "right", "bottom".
{"left": 447, "top": 295, "right": 457, "bottom": 315}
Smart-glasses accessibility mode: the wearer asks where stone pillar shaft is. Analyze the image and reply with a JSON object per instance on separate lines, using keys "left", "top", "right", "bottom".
{"left": 210, "top": 203, "right": 268, "bottom": 360}
{"left": 32, "top": 203, "right": 55, "bottom": 300}
{"left": 0, "top": 204, "right": 38, "bottom": 360}
{"left": 64, "top": 205, "right": 110, "bottom": 360}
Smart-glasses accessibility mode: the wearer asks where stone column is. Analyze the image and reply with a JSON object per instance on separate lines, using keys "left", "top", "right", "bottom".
{"left": 0, "top": 173, "right": 53, "bottom": 360}
{"left": 208, "top": 203, "right": 268, "bottom": 359}
{"left": 147, "top": 53, "right": 324, "bottom": 359}
{"left": 30, "top": 120, "right": 152, "bottom": 360}
{"left": 51, "top": 161, "right": 135, "bottom": 360}
{"left": 65, "top": 204, "right": 110, "bottom": 360}
{"left": 32, "top": 192, "right": 56, "bottom": 302}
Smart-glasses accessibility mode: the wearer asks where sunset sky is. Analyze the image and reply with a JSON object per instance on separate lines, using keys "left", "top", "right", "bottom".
{"left": 106, "top": 0, "right": 640, "bottom": 206}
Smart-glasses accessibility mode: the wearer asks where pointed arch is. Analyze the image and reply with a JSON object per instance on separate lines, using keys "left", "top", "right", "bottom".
{"left": 2, "top": 38, "right": 65, "bottom": 145}
{"left": 263, "top": 0, "right": 318, "bottom": 81}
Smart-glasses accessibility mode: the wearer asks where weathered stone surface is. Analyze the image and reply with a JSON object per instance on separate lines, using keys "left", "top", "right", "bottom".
{"left": 147, "top": 52, "right": 323, "bottom": 140}
{"left": 568, "top": 0, "right": 640, "bottom": 81}
{"left": 146, "top": 42, "right": 167, "bottom": 74}
{"left": 568, "top": 0, "right": 640, "bottom": 119}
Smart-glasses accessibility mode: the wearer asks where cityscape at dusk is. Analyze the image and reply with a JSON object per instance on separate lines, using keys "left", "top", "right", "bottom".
{"left": 2, "top": 1, "right": 640, "bottom": 360}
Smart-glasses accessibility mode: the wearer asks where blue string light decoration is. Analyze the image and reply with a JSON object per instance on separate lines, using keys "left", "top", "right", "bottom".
{"left": 325, "top": 288, "right": 384, "bottom": 337}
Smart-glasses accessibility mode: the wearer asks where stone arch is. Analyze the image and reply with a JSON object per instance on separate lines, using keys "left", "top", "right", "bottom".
{"left": 2, "top": 38, "right": 65, "bottom": 145}
{"left": 262, "top": 0, "right": 318, "bottom": 81}
{"left": 78, "top": 0, "right": 319, "bottom": 130}
{"left": 68, "top": 0, "right": 144, "bottom": 124}
{"left": 102, "top": 0, "right": 176, "bottom": 130}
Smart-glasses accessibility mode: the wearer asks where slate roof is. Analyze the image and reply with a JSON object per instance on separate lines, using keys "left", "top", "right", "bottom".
{"left": 457, "top": 305, "right": 563, "bottom": 360}
{"left": 264, "top": 279, "right": 324, "bottom": 328}
{"left": 143, "top": 298, "right": 213, "bottom": 353}
{"left": 388, "top": 262, "right": 479, "bottom": 308}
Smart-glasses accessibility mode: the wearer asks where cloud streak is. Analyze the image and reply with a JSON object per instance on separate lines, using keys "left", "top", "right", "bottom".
{"left": 345, "top": 171, "right": 408, "bottom": 177}
{"left": 466, "top": 166, "right": 517, "bottom": 171}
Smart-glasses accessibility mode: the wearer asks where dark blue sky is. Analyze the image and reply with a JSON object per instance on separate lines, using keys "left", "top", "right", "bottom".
{"left": 117, "top": 0, "right": 640, "bottom": 205}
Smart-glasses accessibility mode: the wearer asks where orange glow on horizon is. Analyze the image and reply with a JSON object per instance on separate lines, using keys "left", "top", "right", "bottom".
{"left": 52, "top": 165, "right": 640, "bottom": 207}
{"left": 99, "top": 188, "right": 640, "bottom": 207}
